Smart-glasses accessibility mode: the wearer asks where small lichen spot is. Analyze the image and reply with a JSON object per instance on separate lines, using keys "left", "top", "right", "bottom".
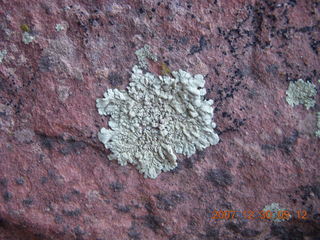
{"left": 263, "top": 203, "right": 291, "bottom": 223}
{"left": 135, "top": 44, "right": 158, "bottom": 69}
{"left": 315, "top": 112, "right": 320, "bottom": 138}
{"left": 55, "top": 24, "right": 65, "bottom": 32}
{"left": 285, "top": 79, "right": 317, "bottom": 110}
{"left": 0, "top": 50, "right": 7, "bottom": 63}
{"left": 96, "top": 65, "right": 219, "bottom": 178}
{"left": 22, "top": 32, "right": 35, "bottom": 44}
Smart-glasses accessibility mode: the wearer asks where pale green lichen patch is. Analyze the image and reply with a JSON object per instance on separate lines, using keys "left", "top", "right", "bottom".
{"left": 55, "top": 24, "right": 65, "bottom": 32}
{"left": 263, "top": 203, "right": 291, "bottom": 223}
{"left": 96, "top": 66, "right": 219, "bottom": 178}
{"left": 135, "top": 44, "right": 158, "bottom": 69}
{"left": 22, "top": 32, "right": 35, "bottom": 44}
{"left": 0, "top": 50, "right": 7, "bottom": 63}
{"left": 286, "top": 79, "right": 317, "bottom": 109}
{"left": 315, "top": 112, "right": 320, "bottom": 138}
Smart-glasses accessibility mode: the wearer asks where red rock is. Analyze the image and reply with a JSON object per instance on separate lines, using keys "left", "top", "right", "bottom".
{"left": 0, "top": 0, "right": 319, "bottom": 239}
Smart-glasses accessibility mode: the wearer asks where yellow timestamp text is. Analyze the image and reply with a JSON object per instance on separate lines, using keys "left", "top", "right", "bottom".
{"left": 211, "top": 210, "right": 308, "bottom": 220}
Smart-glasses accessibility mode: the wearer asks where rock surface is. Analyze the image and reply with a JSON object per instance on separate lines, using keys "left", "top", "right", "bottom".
{"left": 0, "top": 0, "right": 319, "bottom": 239}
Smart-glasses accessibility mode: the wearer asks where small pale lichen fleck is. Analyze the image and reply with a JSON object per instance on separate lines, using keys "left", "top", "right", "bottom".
{"left": 0, "top": 50, "right": 7, "bottom": 63}
{"left": 55, "top": 24, "right": 65, "bottom": 32}
{"left": 135, "top": 44, "right": 158, "bottom": 69}
{"left": 22, "top": 32, "right": 35, "bottom": 44}
{"left": 286, "top": 79, "right": 317, "bottom": 110}
{"left": 315, "top": 112, "right": 320, "bottom": 138}
{"left": 96, "top": 65, "right": 219, "bottom": 178}
{"left": 263, "top": 203, "right": 291, "bottom": 223}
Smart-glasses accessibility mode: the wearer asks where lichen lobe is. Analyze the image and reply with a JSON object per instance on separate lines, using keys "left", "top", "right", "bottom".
{"left": 285, "top": 79, "right": 317, "bottom": 109}
{"left": 96, "top": 66, "right": 219, "bottom": 178}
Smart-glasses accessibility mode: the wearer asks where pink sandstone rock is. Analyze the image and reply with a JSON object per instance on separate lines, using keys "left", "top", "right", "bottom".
{"left": 0, "top": 0, "right": 319, "bottom": 239}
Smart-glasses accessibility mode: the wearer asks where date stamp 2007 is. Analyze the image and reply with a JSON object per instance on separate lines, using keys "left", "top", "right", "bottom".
{"left": 211, "top": 210, "right": 308, "bottom": 221}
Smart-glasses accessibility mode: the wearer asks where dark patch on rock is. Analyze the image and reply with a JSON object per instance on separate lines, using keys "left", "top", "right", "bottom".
{"left": 39, "top": 133, "right": 54, "bottom": 150}
{"left": 241, "top": 228, "right": 261, "bottom": 238}
{"left": 313, "top": 213, "right": 320, "bottom": 220}
{"left": 143, "top": 214, "right": 164, "bottom": 232}
{"left": 189, "top": 45, "right": 202, "bottom": 55}
{"left": 137, "top": 7, "right": 145, "bottom": 14}
{"left": 199, "top": 36, "right": 207, "bottom": 48}
{"left": 311, "top": 182, "right": 320, "bottom": 199}
{"left": 261, "top": 143, "right": 276, "bottom": 151}
{"left": 15, "top": 177, "right": 25, "bottom": 185}
{"left": 187, "top": 217, "right": 199, "bottom": 232}
{"left": 0, "top": 178, "right": 8, "bottom": 187}
{"left": 169, "top": 234, "right": 186, "bottom": 240}
{"left": 128, "top": 225, "right": 141, "bottom": 240}
{"left": 189, "top": 35, "right": 207, "bottom": 55}
{"left": 114, "top": 204, "right": 131, "bottom": 213}
{"left": 71, "top": 189, "right": 80, "bottom": 195}
{"left": 287, "top": 0, "right": 297, "bottom": 7}
{"left": 278, "top": 129, "right": 299, "bottom": 154}
{"left": 74, "top": 226, "right": 86, "bottom": 237}
{"left": 270, "top": 224, "right": 304, "bottom": 240}
{"left": 38, "top": 133, "right": 87, "bottom": 156}
{"left": 169, "top": 162, "right": 183, "bottom": 174}
{"left": 144, "top": 201, "right": 154, "bottom": 212}
{"left": 39, "top": 55, "right": 55, "bottom": 72}
{"left": 178, "top": 36, "right": 189, "bottom": 45}
{"left": 206, "top": 168, "right": 233, "bottom": 187}
{"left": 22, "top": 198, "right": 33, "bottom": 206}
{"left": 0, "top": 217, "right": 8, "bottom": 228}
{"left": 299, "top": 185, "right": 313, "bottom": 201}
{"left": 59, "top": 139, "right": 86, "bottom": 155}
{"left": 40, "top": 176, "right": 48, "bottom": 184}
{"left": 62, "top": 208, "right": 81, "bottom": 217}
{"left": 183, "top": 150, "right": 205, "bottom": 169}
{"left": 108, "top": 72, "right": 123, "bottom": 86}
{"left": 3, "top": 191, "right": 13, "bottom": 201}
{"left": 155, "top": 191, "right": 185, "bottom": 211}
{"left": 225, "top": 222, "right": 242, "bottom": 233}
{"left": 310, "top": 39, "right": 320, "bottom": 55}
{"left": 109, "top": 181, "right": 124, "bottom": 192}
{"left": 265, "top": 64, "right": 278, "bottom": 75}
{"left": 54, "top": 215, "right": 63, "bottom": 224}
{"left": 203, "top": 226, "right": 219, "bottom": 240}
{"left": 88, "top": 17, "right": 101, "bottom": 27}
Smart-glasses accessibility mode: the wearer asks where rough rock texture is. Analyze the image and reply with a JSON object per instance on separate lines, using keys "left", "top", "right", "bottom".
{"left": 0, "top": 0, "right": 319, "bottom": 240}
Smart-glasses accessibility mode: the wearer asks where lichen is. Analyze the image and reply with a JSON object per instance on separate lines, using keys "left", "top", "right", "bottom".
{"left": 22, "top": 32, "right": 35, "bottom": 44}
{"left": 315, "top": 112, "right": 320, "bottom": 138}
{"left": 0, "top": 50, "right": 7, "bottom": 63}
{"left": 20, "top": 24, "right": 30, "bottom": 32}
{"left": 55, "top": 24, "right": 65, "bottom": 32}
{"left": 160, "top": 62, "right": 172, "bottom": 76}
{"left": 96, "top": 65, "right": 219, "bottom": 178}
{"left": 285, "top": 79, "right": 317, "bottom": 109}
{"left": 263, "top": 203, "right": 291, "bottom": 223}
{"left": 135, "top": 44, "right": 158, "bottom": 69}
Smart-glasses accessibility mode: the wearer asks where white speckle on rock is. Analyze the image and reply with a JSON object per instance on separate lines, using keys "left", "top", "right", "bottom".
{"left": 22, "top": 32, "right": 35, "bottom": 44}
{"left": 55, "top": 24, "right": 65, "bottom": 32}
{"left": 57, "top": 85, "right": 71, "bottom": 101}
{"left": 0, "top": 50, "right": 7, "bottom": 63}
